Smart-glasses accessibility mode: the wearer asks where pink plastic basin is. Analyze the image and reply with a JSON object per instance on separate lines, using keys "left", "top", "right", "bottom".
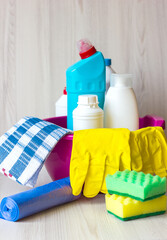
{"left": 44, "top": 115, "right": 165, "bottom": 181}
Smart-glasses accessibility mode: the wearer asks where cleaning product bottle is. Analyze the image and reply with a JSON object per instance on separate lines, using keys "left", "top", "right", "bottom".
{"left": 66, "top": 39, "right": 106, "bottom": 130}
{"left": 104, "top": 74, "right": 139, "bottom": 131}
{"left": 73, "top": 95, "right": 103, "bottom": 131}
{"left": 55, "top": 87, "right": 67, "bottom": 117}
{"left": 105, "top": 58, "right": 116, "bottom": 93}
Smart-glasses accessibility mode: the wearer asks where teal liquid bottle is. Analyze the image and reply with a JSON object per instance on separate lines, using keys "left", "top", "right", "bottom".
{"left": 66, "top": 39, "right": 106, "bottom": 130}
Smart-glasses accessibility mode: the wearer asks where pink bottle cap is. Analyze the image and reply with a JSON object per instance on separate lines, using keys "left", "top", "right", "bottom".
{"left": 77, "top": 39, "right": 96, "bottom": 59}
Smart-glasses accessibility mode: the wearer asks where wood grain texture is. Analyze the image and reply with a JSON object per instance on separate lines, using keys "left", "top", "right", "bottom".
{"left": 0, "top": 168, "right": 167, "bottom": 240}
{"left": 0, "top": 0, "right": 17, "bottom": 133}
{"left": 0, "top": 1, "right": 167, "bottom": 239}
{"left": 0, "top": 0, "right": 167, "bottom": 134}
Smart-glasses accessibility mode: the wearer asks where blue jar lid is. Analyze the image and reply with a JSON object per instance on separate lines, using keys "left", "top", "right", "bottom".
{"left": 105, "top": 58, "right": 112, "bottom": 66}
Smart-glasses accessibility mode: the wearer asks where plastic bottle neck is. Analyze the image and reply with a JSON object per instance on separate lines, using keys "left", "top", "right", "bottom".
{"left": 110, "top": 74, "right": 132, "bottom": 88}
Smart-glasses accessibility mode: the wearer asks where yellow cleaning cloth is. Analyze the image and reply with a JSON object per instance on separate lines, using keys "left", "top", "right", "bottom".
{"left": 70, "top": 127, "right": 167, "bottom": 197}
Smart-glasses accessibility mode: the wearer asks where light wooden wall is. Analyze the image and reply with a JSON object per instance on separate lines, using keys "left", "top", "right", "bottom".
{"left": 0, "top": 0, "right": 167, "bottom": 134}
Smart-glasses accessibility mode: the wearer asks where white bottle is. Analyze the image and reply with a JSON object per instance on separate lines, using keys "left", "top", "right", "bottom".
{"left": 73, "top": 95, "right": 103, "bottom": 131}
{"left": 55, "top": 87, "right": 67, "bottom": 117}
{"left": 104, "top": 74, "right": 139, "bottom": 131}
{"left": 105, "top": 58, "right": 116, "bottom": 93}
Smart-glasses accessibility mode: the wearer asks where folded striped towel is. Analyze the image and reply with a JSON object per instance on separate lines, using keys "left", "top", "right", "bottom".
{"left": 0, "top": 117, "right": 71, "bottom": 187}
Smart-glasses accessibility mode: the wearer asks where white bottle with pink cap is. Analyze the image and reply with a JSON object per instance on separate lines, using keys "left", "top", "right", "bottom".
{"left": 55, "top": 87, "right": 67, "bottom": 117}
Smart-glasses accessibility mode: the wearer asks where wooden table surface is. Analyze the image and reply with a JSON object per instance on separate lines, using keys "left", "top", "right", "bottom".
{"left": 0, "top": 167, "right": 167, "bottom": 240}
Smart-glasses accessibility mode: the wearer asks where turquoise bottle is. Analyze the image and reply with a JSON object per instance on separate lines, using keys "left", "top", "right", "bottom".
{"left": 66, "top": 39, "right": 106, "bottom": 130}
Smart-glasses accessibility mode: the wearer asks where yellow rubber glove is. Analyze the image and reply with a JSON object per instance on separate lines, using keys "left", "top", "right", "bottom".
{"left": 70, "top": 128, "right": 131, "bottom": 197}
{"left": 70, "top": 127, "right": 167, "bottom": 198}
{"left": 130, "top": 127, "right": 167, "bottom": 177}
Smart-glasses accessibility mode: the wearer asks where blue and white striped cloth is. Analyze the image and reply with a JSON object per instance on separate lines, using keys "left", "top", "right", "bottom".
{"left": 0, "top": 117, "right": 71, "bottom": 187}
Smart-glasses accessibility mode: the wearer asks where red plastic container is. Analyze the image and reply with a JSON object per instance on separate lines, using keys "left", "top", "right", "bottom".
{"left": 44, "top": 115, "right": 165, "bottom": 181}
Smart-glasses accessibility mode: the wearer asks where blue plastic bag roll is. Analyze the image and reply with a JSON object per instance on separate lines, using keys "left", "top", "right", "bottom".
{"left": 0, "top": 177, "right": 80, "bottom": 222}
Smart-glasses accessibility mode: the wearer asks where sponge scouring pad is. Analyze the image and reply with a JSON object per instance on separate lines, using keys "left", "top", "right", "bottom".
{"left": 105, "top": 193, "right": 166, "bottom": 221}
{"left": 106, "top": 170, "right": 166, "bottom": 201}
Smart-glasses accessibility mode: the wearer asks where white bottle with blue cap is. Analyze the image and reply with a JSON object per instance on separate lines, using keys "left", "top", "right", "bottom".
{"left": 105, "top": 58, "right": 116, "bottom": 93}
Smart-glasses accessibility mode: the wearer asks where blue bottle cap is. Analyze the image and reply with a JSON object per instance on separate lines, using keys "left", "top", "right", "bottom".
{"left": 105, "top": 58, "right": 112, "bottom": 66}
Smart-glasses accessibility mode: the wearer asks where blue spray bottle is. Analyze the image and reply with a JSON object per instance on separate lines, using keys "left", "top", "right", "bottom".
{"left": 66, "top": 39, "right": 106, "bottom": 130}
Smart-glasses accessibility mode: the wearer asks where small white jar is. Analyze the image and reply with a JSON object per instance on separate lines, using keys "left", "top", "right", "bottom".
{"left": 73, "top": 95, "right": 104, "bottom": 131}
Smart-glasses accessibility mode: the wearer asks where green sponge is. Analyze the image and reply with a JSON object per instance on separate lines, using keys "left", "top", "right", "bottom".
{"left": 106, "top": 170, "right": 166, "bottom": 201}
